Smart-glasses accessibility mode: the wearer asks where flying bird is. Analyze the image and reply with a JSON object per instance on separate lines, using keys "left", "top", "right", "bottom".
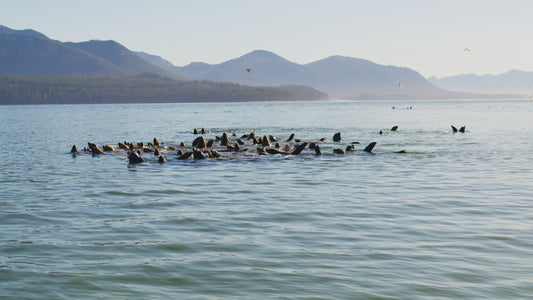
{"left": 464, "top": 48, "right": 471, "bottom": 52}
{"left": 398, "top": 81, "right": 403, "bottom": 88}
{"left": 246, "top": 68, "right": 252, "bottom": 73}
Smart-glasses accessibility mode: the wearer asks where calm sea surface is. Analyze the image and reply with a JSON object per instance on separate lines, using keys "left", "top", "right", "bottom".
{"left": 1, "top": 100, "right": 532, "bottom": 299}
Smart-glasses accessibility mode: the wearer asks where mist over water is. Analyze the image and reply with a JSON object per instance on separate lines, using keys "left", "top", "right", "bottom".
{"left": 1, "top": 100, "right": 533, "bottom": 299}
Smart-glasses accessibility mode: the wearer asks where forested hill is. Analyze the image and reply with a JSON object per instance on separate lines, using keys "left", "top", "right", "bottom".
{"left": 0, "top": 25, "right": 173, "bottom": 77}
{"left": 0, "top": 75, "right": 328, "bottom": 105}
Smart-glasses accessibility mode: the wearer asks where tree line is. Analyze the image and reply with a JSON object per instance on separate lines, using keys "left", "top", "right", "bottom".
{"left": 0, "top": 74, "right": 327, "bottom": 105}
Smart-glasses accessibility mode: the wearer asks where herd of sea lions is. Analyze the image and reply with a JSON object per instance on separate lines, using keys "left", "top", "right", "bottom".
{"left": 70, "top": 125, "right": 466, "bottom": 164}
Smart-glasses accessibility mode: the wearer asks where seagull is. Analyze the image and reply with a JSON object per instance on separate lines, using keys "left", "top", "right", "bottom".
{"left": 246, "top": 68, "right": 252, "bottom": 73}
{"left": 464, "top": 48, "right": 471, "bottom": 52}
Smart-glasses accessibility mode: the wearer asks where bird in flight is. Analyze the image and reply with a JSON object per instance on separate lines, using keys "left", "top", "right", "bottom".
{"left": 246, "top": 68, "right": 252, "bottom": 73}
{"left": 464, "top": 48, "right": 471, "bottom": 52}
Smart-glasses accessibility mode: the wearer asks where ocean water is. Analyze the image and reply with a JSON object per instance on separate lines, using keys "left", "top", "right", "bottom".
{"left": 1, "top": 100, "right": 532, "bottom": 299}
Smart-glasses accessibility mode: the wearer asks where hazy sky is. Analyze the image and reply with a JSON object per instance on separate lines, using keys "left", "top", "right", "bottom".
{"left": 2, "top": 0, "right": 533, "bottom": 78}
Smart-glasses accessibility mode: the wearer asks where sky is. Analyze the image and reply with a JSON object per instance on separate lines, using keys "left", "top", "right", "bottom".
{"left": 2, "top": 0, "right": 533, "bottom": 78}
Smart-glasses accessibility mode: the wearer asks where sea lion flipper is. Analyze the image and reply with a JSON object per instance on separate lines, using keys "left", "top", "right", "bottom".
{"left": 363, "top": 142, "right": 377, "bottom": 153}
{"left": 291, "top": 142, "right": 308, "bottom": 155}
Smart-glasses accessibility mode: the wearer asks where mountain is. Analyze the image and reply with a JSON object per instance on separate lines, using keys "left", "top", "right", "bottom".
{"left": 167, "top": 50, "right": 459, "bottom": 99}
{"left": 429, "top": 70, "right": 533, "bottom": 95}
{"left": 134, "top": 51, "right": 177, "bottom": 71}
{"left": 0, "top": 25, "right": 172, "bottom": 77}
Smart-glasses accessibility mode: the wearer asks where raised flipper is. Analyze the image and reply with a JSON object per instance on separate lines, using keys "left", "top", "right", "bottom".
{"left": 391, "top": 126, "right": 398, "bottom": 131}
{"left": 286, "top": 133, "right": 295, "bottom": 142}
{"left": 363, "top": 142, "right": 377, "bottom": 153}
{"left": 314, "top": 144, "right": 321, "bottom": 155}
{"left": 291, "top": 142, "right": 308, "bottom": 155}
{"left": 451, "top": 125, "right": 458, "bottom": 133}
{"left": 459, "top": 126, "right": 466, "bottom": 133}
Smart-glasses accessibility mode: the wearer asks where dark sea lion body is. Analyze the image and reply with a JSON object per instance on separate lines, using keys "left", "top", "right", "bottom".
{"left": 333, "top": 132, "right": 341, "bottom": 142}
{"left": 128, "top": 151, "right": 144, "bottom": 164}
{"left": 88, "top": 142, "right": 104, "bottom": 154}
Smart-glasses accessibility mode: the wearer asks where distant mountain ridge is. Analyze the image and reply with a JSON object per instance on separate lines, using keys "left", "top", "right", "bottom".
{"left": 0, "top": 25, "right": 172, "bottom": 77}
{"left": 160, "top": 50, "right": 453, "bottom": 99}
{"left": 429, "top": 70, "right": 533, "bottom": 95}
{"left": 1, "top": 25, "right": 526, "bottom": 100}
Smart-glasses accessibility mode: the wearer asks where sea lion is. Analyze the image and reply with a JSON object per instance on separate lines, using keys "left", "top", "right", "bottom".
{"left": 220, "top": 132, "right": 229, "bottom": 146}
{"left": 257, "top": 147, "right": 267, "bottom": 155}
{"left": 128, "top": 150, "right": 144, "bottom": 164}
{"left": 154, "top": 148, "right": 161, "bottom": 156}
{"left": 267, "top": 148, "right": 288, "bottom": 155}
{"left": 88, "top": 142, "right": 104, "bottom": 155}
{"left": 118, "top": 142, "right": 128, "bottom": 149}
{"left": 333, "top": 132, "right": 341, "bottom": 142}
{"left": 193, "top": 128, "right": 199, "bottom": 134}
{"left": 206, "top": 139, "right": 214, "bottom": 148}
{"left": 193, "top": 149, "right": 206, "bottom": 160}
{"left": 153, "top": 137, "right": 161, "bottom": 147}
{"left": 192, "top": 136, "right": 206, "bottom": 149}
{"left": 333, "top": 148, "right": 345, "bottom": 154}
{"left": 70, "top": 145, "right": 78, "bottom": 153}
{"left": 178, "top": 151, "right": 192, "bottom": 160}
{"left": 261, "top": 135, "right": 271, "bottom": 147}
{"left": 208, "top": 149, "right": 222, "bottom": 158}
{"left": 158, "top": 155, "right": 166, "bottom": 163}
{"left": 459, "top": 126, "right": 466, "bottom": 133}
{"left": 102, "top": 144, "right": 114, "bottom": 152}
